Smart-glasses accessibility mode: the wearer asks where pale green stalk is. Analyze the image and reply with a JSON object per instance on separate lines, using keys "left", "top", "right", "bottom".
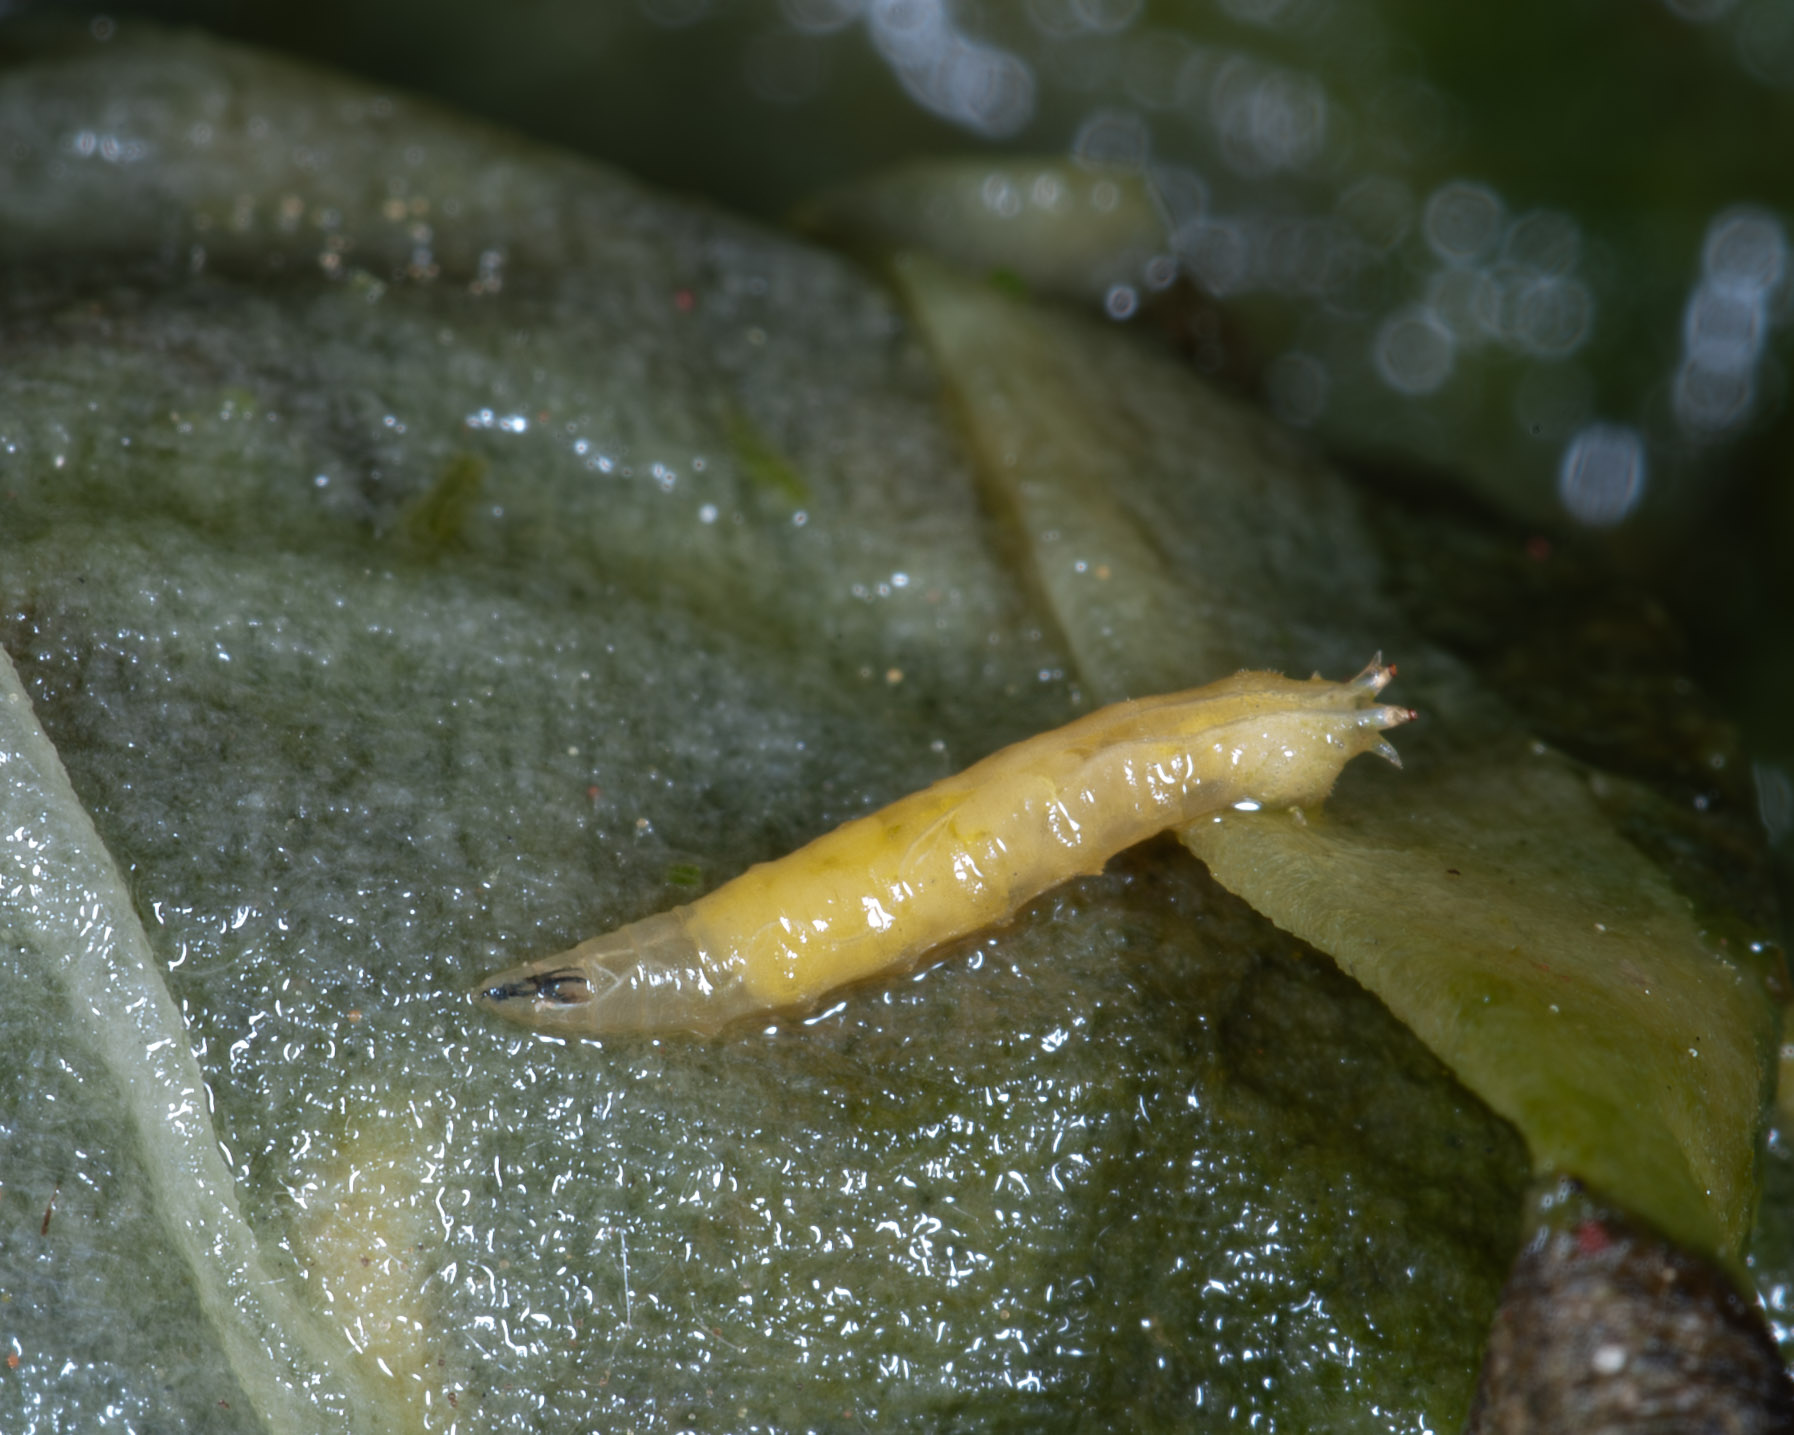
{"left": 0, "top": 648, "right": 393, "bottom": 1434}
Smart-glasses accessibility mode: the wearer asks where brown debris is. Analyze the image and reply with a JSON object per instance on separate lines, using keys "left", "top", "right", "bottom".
{"left": 1468, "top": 1195, "right": 1794, "bottom": 1434}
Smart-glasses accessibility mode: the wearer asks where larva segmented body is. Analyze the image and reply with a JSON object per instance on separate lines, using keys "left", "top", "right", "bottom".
{"left": 472, "top": 659, "right": 1411, "bottom": 1036}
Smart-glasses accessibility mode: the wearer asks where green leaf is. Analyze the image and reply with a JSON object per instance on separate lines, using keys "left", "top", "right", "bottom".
{"left": 895, "top": 252, "right": 1779, "bottom": 1266}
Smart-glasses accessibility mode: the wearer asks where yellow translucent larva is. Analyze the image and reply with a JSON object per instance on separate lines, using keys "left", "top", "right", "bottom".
{"left": 472, "top": 659, "right": 1412, "bottom": 1037}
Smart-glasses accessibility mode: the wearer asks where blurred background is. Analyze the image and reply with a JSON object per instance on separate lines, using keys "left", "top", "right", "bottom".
{"left": 15, "top": 0, "right": 1794, "bottom": 889}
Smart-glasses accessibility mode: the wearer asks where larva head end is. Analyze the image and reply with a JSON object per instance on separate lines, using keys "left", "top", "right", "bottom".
{"left": 471, "top": 963, "right": 598, "bottom": 1029}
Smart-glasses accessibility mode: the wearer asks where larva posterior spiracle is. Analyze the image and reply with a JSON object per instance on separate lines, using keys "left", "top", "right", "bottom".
{"left": 472, "top": 658, "right": 1413, "bottom": 1037}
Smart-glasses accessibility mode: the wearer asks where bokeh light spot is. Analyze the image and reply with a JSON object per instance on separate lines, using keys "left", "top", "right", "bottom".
{"left": 1372, "top": 307, "right": 1455, "bottom": 394}
{"left": 1683, "top": 282, "right": 1764, "bottom": 368}
{"left": 870, "top": 0, "right": 1036, "bottom": 137}
{"left": 1211, "top": 59, "right": 1328, "bottom": 175}
{"left": 1671, "top": 206, "right": 1785, "bottom": 437}
{"left": 1703, "top": 206, "right": 1787, "bottom": 295}
{"left": 1557, "top": 423, "right": 1647, "bottom": 526}
{"left": 1179, "top": 217, "right": 1251, "bottom": 296}
{"left": 1501, "top": 209, "right": 1581, "bottom": 276}
{"left": 1736, "top": 0, "right": 1794, "bottom": 89}
{"left": 1674, "top": 356, "right": 1756, "bottom": 434}
{"left": 1073, "top": 108, "right": 1151, "bottom": 171}
{"left": 1426, "top": 267, "right": 1498, "bottom": 346}
{"left": 1756, "top": 763, "right": 1794, "bottom": 845}
{"left": 980, "top": 171, "right": 1024, "bottom": 218}
{"left": 1150, "top": 164, "right": 1210, "bottom": 246}
{"left": 1423, "top": 181, "right": 1505, "bottom": 265}
{"left": 1509, "top": 275, "right": 1594, "bottom": 357}
{"left": 1072, "top": 0, "right": 1144, "bottom": 34}
{"left": 1337, "top": 175, "right": 1414, "bottom": 253}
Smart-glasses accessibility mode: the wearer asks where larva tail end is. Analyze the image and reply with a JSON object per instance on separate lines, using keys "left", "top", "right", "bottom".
{"left": 1350, "top": 653, "right": 1397, "bottom": 695}
{"left": 1358, "top": 700, "right": 1414, "bottom": 766}
{"left": 1348, "top": 697, "right": 1414, "bottom": 731}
